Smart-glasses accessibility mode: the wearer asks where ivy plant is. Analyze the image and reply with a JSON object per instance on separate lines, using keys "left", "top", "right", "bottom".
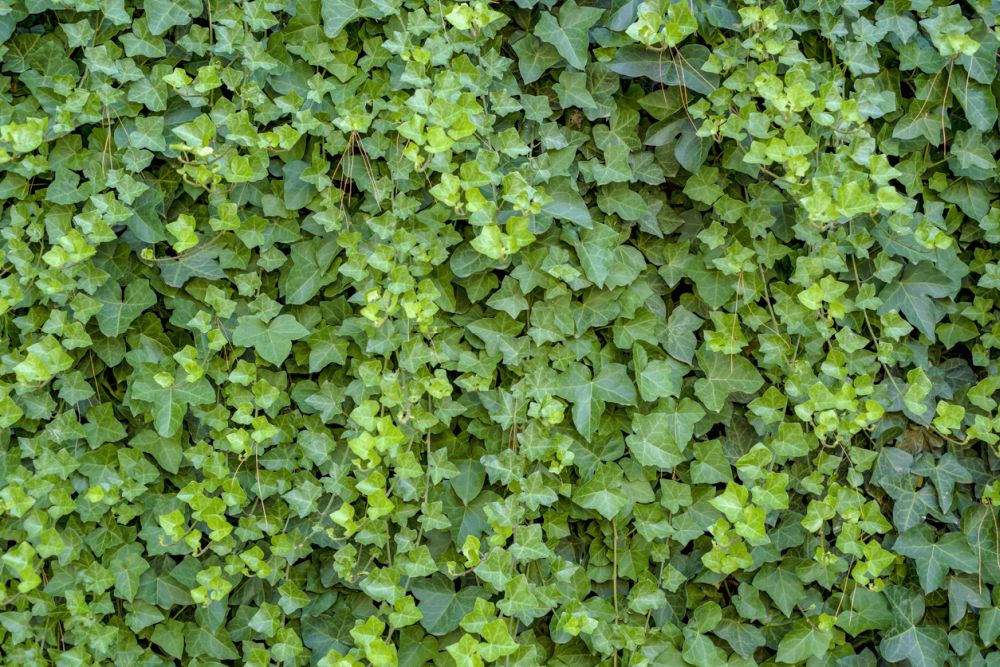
{"left": 1, "top": 0, "right": 1000, "bottom": 665}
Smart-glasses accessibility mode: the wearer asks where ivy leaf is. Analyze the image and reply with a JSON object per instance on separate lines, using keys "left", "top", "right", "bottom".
{"left": 635, "top": 356, "right": 684, "bottom": 401}
{"left": 131, "top": 372, "right": 215, "bottom": 437}
{"left": 776, "top": 622, "right": 832, "bottom": 664}
{"left": 878, "top": 262, "right": 956, "bottom": 341}
{"left": 147, "top": 620, "right": 182, "bottom": 660}
{"left": 664, "top": 306, "right": 703, "bottom": 364}
{"left": 964, "top": 505, "right": 1000, "bottom": 585}
{"left": 573, "top": 462, "right": 629, "bottom": 519}
{"left": 627, "top": 397, "right": 704, "bottom": 469}
{"left": 682, "top": 629, "right": 726, "bottom": 666}
{"left": 980, "top": 607, "right": 1000, "bottom": 646}
{"left": 893, "top": 525, "right": 978, "bottom": 593}
{"left": 609, "top": 44, "right": 718, "bottom": 94}
{"left": 159, "top": 251, "right": 225, "bottom": 288}
{"left": 280, "top": 237, "right": 340, "bottom": 305}
{"left": 694, "top": 349, "right": 764, "bottom": 412}
{"left": 627, "top": 411, "right": 685, "bottom": 470}
{"left": 593, "top": 363, "right": 637, "bottom": 405}
{"left": 950, "top": 79, "right": 999, "bottom": 132}
{"left": 543, "top": 177, "right": 593, "bottom": 228}
{"left": 879, "top": 588, "right": 949, "bottom": 667}
{"left": 479, "top": 619, "right": 518, "bottom": 660}
{"left": 714, "top": 620, "right": 765, "bottom": 658}
{"left": 553, "top": 362, "right": 636, "bottom": 440}
{"left": 232, "top": 314, "right": 310, "bottom": 365}
{"left": 512, "top": 35, "right": 563, "bottom": 84}
{"left": 95, "top": 279, "right": 157, "bottom": 337}
{"left": 111, "top": 548, "right": 150, "bottom": 602}
{"left": 306, "top": 327, "right": 350, "bottom": 373}
{"left": 753, "top": 565, "right": 804, "bottom": 617}
{"left": 571, "top": 222, "right": 619, "bottom": 288}
{"left": 186, "top": 624, "right": 239, "bottom": 660}
{"left": 534, "top": 0, "right": 605, "bottom": 70}
{"left": 891, "top": 484, "right": 937, "bottom": 532}
{"left": 940, "top": 178, "right": 991, "bottom": 220}
{"left": 144, "top": 0, "right": 202, "bottom": 35}
{"left": 411, "top": 574, "right": 484, "bottom": 636}
{"left": 911, "top": 452, "right": 972, "bottom": 509}
{"left": 322, "top": 0, "right": 377, "bottom": 37}
{"left": 836, "top": 587, "right": 893, "bottom": 636}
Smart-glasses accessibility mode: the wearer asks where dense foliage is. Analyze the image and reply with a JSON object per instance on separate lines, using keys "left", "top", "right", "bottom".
{"left": 1, "top": 0, "right": 1000, "bottom": 665}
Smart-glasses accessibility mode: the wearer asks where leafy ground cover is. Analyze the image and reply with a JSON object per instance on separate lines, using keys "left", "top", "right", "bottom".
{"left": 1, "top": 0, "right": 1000, "bottom": 665}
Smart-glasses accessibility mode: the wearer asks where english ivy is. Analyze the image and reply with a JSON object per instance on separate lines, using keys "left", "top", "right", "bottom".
{"left": 1, "top": 0, "right": 1000, "bottom": 665}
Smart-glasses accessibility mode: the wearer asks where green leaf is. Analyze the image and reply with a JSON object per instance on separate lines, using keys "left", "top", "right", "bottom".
{"left": 232, "top": 314, "right": 310, "bottom": 365}
{"left": 111, "top": 548, "right": 150, "bottom": 602}
{"left": 410, "top": 574, "right": 484, "bottom": 636}
{"left": 627, "top": 411, "right": 684, "bottom": 470}
{"left": 912, "top": 452, "right": 972, "bottom": 509}
{"left": 893, "top": 525, "right": 978, "bottom": 593}
{"left": 877, "top": 262, "right": 956, "bottom": 341}
{"left": 626, "top": 397, "right": 703, "bottom": 470}
{"left": 186, "top": 624, "right": 239, "bottom": 660}
{"left": 553, "top": 362, "right": 636, "bottom": 440}
{"left": 835, "top": 587, "right": 893, "bottom": 636}
{"left": 144, "top": 0, "right": 202, "bottom": 36}
{"left": 609, "top": 44, "right": 718, "bottom": 94}
{"left": 95, "top": 279, "right": 157, "bottom": 337}
{"left": 571, "top": 222, "right": 619, "bottom": 288}
{"left": 597, "top": 183, "right": 647, "bottom": 221}
{"left": 682, "top": 629, "right": 726, "bottom": 666}
{"left": 479, "top": 619, "right": 518, "bottom": 660}
{"left": 879, "top": 589, "right": 948, "bottom": 667}
{"left": 951, "top": 79, "right": 998, "bottom": 132}
{"left": 664, "top": 306, "right": 703, "bottom": 364}
{"left": 534, "top": 0, "right": 604, "bottom": 70}
{"left": 573, "top": 463, "right": 629, "bottom": 519}
{"left": 694, "top": 349, "right": 764, "bottom": 412}
{"left": 636, "top": 357, "right": 684, "bottom": 401}
{"left": 776, "top": 622, "right": 832, "bottom": 664}
{"left": 280, "top": 237, "right": 341, "bottom": 305}
{"left": 131, "top": 373, "right": 215, "bottom": 437}
{"left": 512, "top": 35, "right": 563, "bottom": 84}
{"left": 151, "top": 620, "right": 185, "bottom": 659}
{"left": 981, "top": 607, "right": 1000, "bottom": 646}
{"left": 753, "top": 565, "right": 804, "bottom": 617}
{"left": 543, "top": 177, "right": 592, "bottom": 228}
{"left": 321, "top": 0, "right": 370, "bottom": 37}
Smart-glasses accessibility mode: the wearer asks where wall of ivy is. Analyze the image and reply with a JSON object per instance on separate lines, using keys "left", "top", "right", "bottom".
{"left": 1, "top": 0, "right": 999, "bottom": 665}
